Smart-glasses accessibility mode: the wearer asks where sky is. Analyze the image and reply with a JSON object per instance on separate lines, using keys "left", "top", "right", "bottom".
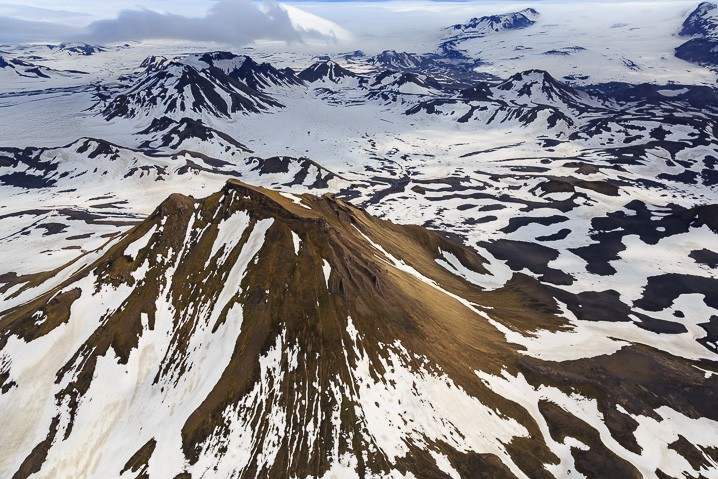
{"left": 0, "top": 0, "right": 329, "bottom": 44}
{"left": 0, "top": 0, "right": 702, "bottom": 48}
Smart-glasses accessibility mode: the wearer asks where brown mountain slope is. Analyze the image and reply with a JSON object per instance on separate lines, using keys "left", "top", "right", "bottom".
{"left": 0, "top": 180, "right": 716, "bottom": 479}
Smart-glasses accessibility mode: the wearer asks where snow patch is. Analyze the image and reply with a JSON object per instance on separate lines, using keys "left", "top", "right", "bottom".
{"left": 124, "top": 224, "right": 157, "bottom": 261}
{"left": 280, "top": 191, "right": 311, "bottom": 209}
{"left": 291, "top": 230, "right": 301, "bottom": 255}
{"left": 322, "top": 258, "right": 332, "bottom": 289}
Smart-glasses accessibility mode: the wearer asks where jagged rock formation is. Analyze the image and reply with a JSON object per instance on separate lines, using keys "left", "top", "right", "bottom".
{"left": 99, "top": 52, "right": 296, "bottom": 120}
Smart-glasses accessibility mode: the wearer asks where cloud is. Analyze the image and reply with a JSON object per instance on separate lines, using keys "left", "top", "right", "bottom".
{"left": 0, "top": 16, "right": 80, "bottom": 43}
{"left": 0, "top": 3, "right": 88, "bottom": 23}
{"left": 78, "top": 0, "right": 328, "bottom": 45}
{"left": 0, "top": 0, "right": 341, "bottom": 46}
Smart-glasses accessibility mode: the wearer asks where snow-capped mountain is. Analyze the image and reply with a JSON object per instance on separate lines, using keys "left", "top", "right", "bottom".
{"left": 137, "top": 116, "right": 253, "bottom": 155}
{"left": 0, "top": 137, "right": 236, "bottom": 189}
{"left": 680, "top": 1, "right": 718, "bottom": 37}
{"left": 138, "top": 55, "right": 170, "bottom": 73}
{"left": 359, "top": 50, "right": 491, "bottom": 88}
{"left": 595, "top": 82, "right": 718, "bottom": 108}
{"left": 366, "top": 70, "right": 444, "bottom": 103}
{"left": 407, "top": 69, "right": 607, "bottom": 134}
{"left": 182, "top": 51, "right": 304, "bottom": 91}
{"left": 446, "top": 8, "right": 540, "bottom": 35}
{"left": 675, "top": 37, "right": 718, "bottom": 67}
{"left": 494, "top": 70, "right": 605, "bottom": 111}
{"left": 47, "top": 43, "right": 106, "bottom": 56}
{"left": 440, "top": 9, "right": 540, "bottom": 56}
{"left": 0, "top": 55, "right": 86, "bottom": 80}
{"left": 298, "top": 60, "right": 357, "bottom": 84}
{"left": 99, "top": 55, "right": 284, "bottom": 121}
{"left": 1, "top": 2, "right": 718, "bottom": 478}
{"left": 0, "top": 133, "right": 353, "bottom": 277}
{"left": 370, "top": 50, "right": 427, "bottom": 70}
{"left": 676, "top": 2, "right": 718, "bottom": 68}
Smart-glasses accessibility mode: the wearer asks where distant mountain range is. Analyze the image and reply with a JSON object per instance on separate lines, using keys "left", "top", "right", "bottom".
{"left": 440, "top": 8, "right": 540, "bottom": 57}
{"left": 0, "top": 55, "right": 86, "bottom": 80}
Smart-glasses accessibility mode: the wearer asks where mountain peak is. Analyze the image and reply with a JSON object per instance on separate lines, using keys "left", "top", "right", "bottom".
{"left": 505, "top": 69, "right": 559, "bottom": 83}
{"left": 448, "top": 8, "right": 540, "bottom": 35}
{"left": 54, "top": 43, "right": 105, "bottom": 55}
{"left": 222, "top": 179, "right": 324, "bottom": 220}
{"left": 137, "top": 116, "right": 252, "bottom": 154}
{"left": 680, "top": 1, "right": 718, "bottom": 37}
{"left": 298, "top": 59, "right": 357, "bottom": 83}
{"left": 372, "top": 50, "right": 426, "bottom": 70}
{"left": 498, "top": 69, "right": 577, "bottom": 97}
{"left": 100, "top": 54, "right": 285, "bottom": 120}
{"left": 2, "top": 158, "right": 715, "bottom": 478}
{"left": 139, "top": 55, "right": 169, "bottom": 72}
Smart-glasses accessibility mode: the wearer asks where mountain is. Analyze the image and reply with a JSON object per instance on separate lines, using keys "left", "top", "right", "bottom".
{"left": 47, "top": 43, "right": 106, "bottom": 56}
{"left": 0, "top": 137, "right": 350, "bottom": 198}
{"left": 0, "top": 137, "right": 240, "bottom": 191}
{"left": 99, "top": 55, "right": 284, "bottom": 121}
{"left": 676, "top": 2, "right": 718, "bottom": 68}
{"left": 0, "top": 134, "right": 356, "bottom": 284}
{"left": 408, "top": 70, "right": 604, "bottom": 133}
{"left": 593, "top": 81, "right": 718, "bottom": 108}
{"left": 494, "top": 70, "right": 603, "bottom": 111}
{"left": 138, "top": 55, "right": 170, "bottom": 73}
{"left": 1, "top": 5, "right": 718, "bottom": 476}
{"left": 446, "top": 8, "right": 540, "bottom": 35}
{"left": 366, "top": 70, "right": 444, "bottom": 103}
{"left": 137, "top": 116, "right": 253, "bottom": 156}
{"left": 241, "top": 156, "right": 348, "bottom": 190}
{"left": 675, "top": 37, "right": 718, "bottom": 68}
{"left": 680, "top": 1, "right": 718, "bottom": 38}
{"left": 298, "top": 60, "right": 358, "bottom": 83}
{"left": 363, "top": 50, "right": 492, "bottom": 88}
{"left": 370, "top": 50, "right": 427, "bottom": 70}
{"left": 0, "top": 137, "right": 236, "bottom": 275}
{"left": 183, "top": 51, "right": 304, "bottom": 91}
{"left": 1, "top": 180, "right": 715, "bottom": 478}
{"left": 440, "top": 9, "right": 540, "bottom": 56}
{"left": 0, "top": 56, "right": 86, "bottom": 80}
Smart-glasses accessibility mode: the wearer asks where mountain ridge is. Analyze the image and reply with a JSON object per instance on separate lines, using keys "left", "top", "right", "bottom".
{"left": 2, "top": 181, "right": 716, "bottom": 478}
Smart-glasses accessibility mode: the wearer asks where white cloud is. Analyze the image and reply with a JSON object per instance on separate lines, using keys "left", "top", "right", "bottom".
{"left": 82, "top": 0, "right": 305, "bottom": 44}
{"left": 0, "top": 3, "right": 88, "bottom": 22}
{"left": 0, "top": 0, "right": 344, "bottom": 46}
{"left": 0, "top": 16, "right": 80, "bottom": 43}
